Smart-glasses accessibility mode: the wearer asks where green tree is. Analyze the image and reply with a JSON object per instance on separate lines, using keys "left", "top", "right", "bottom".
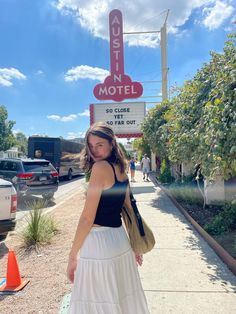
{"left": 15, "top": 132, "right": 28, "bottom": 156}
{"left": 0, "top": 105, "right": 16, "bottom": 151}
{"left": 118, "top": 142, "right": 129, "bottom": 159}
{"left": 169, "top": 33, "right": 236, "bottom": 179}
{"left": 141, "top": 100, "right": 171, "bottom": 159}
{"left": 142, "top": 33, "right": 236, "bottom": 180}
{"left": 132, "top": 137, "right": 151, "bottom": 161}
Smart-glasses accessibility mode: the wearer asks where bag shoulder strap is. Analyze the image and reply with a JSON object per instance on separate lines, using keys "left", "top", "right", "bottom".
{"left": 128, "top": 183, "right": 145, "bottom": 237}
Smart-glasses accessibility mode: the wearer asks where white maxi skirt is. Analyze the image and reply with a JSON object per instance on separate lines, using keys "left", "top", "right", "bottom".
{"left": 69, "top": 225, "right": 150, "bottom": 314}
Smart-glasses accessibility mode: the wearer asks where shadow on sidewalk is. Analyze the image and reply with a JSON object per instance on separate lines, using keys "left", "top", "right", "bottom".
{"left": 148, "top": 177, "right": 236, "bottom": 292}
{"left": 131, "top": 186, "right": 156, "bottom": 195}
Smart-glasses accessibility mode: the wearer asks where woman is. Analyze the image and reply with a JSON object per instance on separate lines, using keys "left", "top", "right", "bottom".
{"left": 129, "top": 157, "right": 136, "bottom": 182}
{"left": 67, "top": 122, "right": 149, "bottom": 313}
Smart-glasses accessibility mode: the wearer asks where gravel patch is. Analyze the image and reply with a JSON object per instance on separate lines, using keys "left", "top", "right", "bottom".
{"left": 0, "top": 187, "right": 85, "bottom": 314}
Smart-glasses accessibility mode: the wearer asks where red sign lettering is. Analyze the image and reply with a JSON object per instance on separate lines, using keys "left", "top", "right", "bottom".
{"left": 93, "top": 9, "right": 143, "bottom": 102}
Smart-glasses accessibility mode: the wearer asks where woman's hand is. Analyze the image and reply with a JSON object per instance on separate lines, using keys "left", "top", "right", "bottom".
{"left": 67, "top": 255, "right": 78, "bottom": 283}
{"left": 135, "top": 254, "right": 143, "bottom": 266}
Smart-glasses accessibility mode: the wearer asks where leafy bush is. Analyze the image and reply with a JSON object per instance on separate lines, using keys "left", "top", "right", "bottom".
{"left": 204, "top": 201, "right": 236, "bottom": 235}
{"left": 85, "top": 170, "right": 91, "bottom": 182}
{"left": 118, "top": 142, "right": 129, "bottom": 159}
{"left": 158, "top": 159, "right": 174, "bottom": 183}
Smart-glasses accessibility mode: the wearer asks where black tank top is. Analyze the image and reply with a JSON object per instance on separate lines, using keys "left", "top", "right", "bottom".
{"left": 93, "top": 162, "right": 129, "bottom": 227}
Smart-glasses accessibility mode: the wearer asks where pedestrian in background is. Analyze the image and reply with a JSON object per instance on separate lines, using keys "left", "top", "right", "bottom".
{"left": 141, "top": 154, "right": 151, "bottom": 182}
{"left": 129, "top": 156, "right": 136, "bottom": 182}
{"left": 67, "top": 122, "right": 149, "bottom": 313}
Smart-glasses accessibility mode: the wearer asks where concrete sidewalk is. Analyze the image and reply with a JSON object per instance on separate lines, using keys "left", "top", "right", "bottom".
{"left": 131, "top": 170, "right": 236, "bottom": 314}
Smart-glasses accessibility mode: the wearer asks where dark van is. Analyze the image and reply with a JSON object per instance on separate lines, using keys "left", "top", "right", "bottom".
{"left": 28, "top": 136, "right": 84, "bottom": 180}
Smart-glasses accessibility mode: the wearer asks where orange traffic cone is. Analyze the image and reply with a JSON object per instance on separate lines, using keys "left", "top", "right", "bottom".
{"left": 0, "top": 250, "right": 29, "bottom": 293}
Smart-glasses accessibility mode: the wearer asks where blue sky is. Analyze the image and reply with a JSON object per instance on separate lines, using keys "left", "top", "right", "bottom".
{"left": 0, "top": 0, "right": 235, "bottom": 140}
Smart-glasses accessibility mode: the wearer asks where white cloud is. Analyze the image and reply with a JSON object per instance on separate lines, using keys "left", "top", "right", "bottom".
{"left": 13, "top": 129, "right": 22, "bottom": 135}
{"left": 202, "top": 1, "right": 234, "bottom": 30}
{"left": 65, "top": 65, "right": 109, "bottom": 82}
{"left": 67, "top": 131, "right": 86, "bottom": 139}
{"left": 61, "top": 114, "right": 78, "bottom": 122}
{"left": 47, "top": 115, "right": 61, "bottom": 121}
{"left": 0, "top": 67, "right": 26, "bottom": 87}
{"left": 54, "top": 0, "right": 233, "bottom": 47}
{"left": 78, "top": 109, "right": 89, "bottom": 117}
{"left": 224, "top": 26, "right": 233, "bottom": 31}
{"left": 47, "top": 111, "right": 89, "bottom": 122}
{"left": 35, "top": 70, "right": 44, "bottom": 75}
{"left": 47, "top": 114, "right": 78, "bottom": 122}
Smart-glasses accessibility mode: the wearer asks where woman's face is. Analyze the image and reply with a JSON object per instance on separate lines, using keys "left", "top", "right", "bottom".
{"left": 88, "top": 134, "right": 113, "bottom": 162}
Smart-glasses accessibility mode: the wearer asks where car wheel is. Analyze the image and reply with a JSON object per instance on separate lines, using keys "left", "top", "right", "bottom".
{"left": 67, "top": 169, "right": 73, "bottom": 180}
{"left": 0, "top": 234, "right": 7, "bottom": 241}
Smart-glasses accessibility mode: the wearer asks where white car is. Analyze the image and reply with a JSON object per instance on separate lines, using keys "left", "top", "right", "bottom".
{"left": 0, "top": 178, "right": 17, "bottom": 240}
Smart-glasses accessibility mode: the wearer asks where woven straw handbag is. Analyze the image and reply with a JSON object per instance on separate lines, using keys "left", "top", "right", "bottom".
{"left": 122, "top": 188, "right": 156, "bottom": 255}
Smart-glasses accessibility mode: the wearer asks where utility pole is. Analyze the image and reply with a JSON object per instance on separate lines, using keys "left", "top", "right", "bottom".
{"left": 160, "top": 9, "right": 169, "bottom": 101}
{"left": 123, "top": 9, "right": 169, "bottom": 102}
{"left": 123, "top": 10, "right": 170, "bottom": 172}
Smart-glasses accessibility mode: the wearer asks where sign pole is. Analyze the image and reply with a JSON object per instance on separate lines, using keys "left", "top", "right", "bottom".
{"left": 161, "top": 23, "right": 168, "bottom": 101}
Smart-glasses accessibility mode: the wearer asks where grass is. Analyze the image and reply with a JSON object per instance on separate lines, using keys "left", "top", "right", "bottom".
{"left": 21, "top": 199, "right": 58, "bottom": 249}
{"left": 167, "top": 181, "right": 236, "bottom": 258}
{"left": 169, "top": 184, "right": 204, "bottom": 206}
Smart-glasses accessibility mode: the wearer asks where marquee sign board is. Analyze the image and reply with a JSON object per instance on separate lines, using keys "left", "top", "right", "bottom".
{"left": 93, "top": 9, "right": 143, "bottom": 102}
{"left": 90, "top": 102, "right": 145, "bottom": 138}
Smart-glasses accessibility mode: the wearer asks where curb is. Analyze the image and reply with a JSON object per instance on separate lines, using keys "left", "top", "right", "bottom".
{"left": 14, "top": 186, "right": 84, "bottom": 234}
{"left": 150, "top": 174, "right": 236, "bottom": 277}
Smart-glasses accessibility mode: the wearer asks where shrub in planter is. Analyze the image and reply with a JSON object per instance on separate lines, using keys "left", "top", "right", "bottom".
{"left": 204, "top": 201, "right": 236, "bottom": 235}
{"left": 169, "top": 175, "right": 203, "bottom": 206}
{"left": 159, "top": 159, "right": 174, "bottom": 184}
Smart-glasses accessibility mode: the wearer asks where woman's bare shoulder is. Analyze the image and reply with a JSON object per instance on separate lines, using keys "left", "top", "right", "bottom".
{"left": 89, "top": 162, "right": 111, "bottom": 186}
{"left": 91, "top": 160, "right": 111, "bottom": 174}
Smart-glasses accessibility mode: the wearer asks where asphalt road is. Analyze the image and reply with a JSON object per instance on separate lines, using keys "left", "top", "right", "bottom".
{"left": 16, "top": 175, "right": 85, "bottom": 221}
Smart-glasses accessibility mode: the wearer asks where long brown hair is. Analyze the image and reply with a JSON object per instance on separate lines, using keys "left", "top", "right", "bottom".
{"left": 80, "top": 122, "right": 127, "bottom": 173}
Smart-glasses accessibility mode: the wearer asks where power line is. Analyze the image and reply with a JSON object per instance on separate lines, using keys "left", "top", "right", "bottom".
{"left": 141, "top": 80, "right": 162, "bottom": 83}
{"left": 123, "top": 9, "right": 168, "bottom": 33}
{"left": 123, "top": 31, "right": 160, "bottom": 35}
{"left": 140, "top": 95, "right": 162, "bottom": 98}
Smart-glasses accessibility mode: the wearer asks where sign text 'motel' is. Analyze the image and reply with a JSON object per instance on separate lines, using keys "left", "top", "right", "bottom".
{"left": 93, "top": 9, "right": 143, "bottom": 102}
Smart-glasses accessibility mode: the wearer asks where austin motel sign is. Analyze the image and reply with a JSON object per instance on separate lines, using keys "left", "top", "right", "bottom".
{"left": 93, "top": 9, "right": 143, "bottom": 102}
{"left": 92, "top": 9, "right": 145, "bottom": 138}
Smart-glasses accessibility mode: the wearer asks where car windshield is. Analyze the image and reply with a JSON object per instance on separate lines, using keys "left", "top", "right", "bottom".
{"left": 23, "top": 162, "right": 54, "bottom": 172}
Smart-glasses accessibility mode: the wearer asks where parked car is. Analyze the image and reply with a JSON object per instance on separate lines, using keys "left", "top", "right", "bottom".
{"left": 0, "top": 158, "right": 59, "bottom": 200}
{"left": 0, "top": 178, "right": 17, "bottom": 240}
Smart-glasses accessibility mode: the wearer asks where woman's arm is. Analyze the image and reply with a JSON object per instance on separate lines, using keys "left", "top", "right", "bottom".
{"left": 69, "top": 162, "right": 105, "bottom": 257}
{"left": 67, "top": 162, "right": 105, "bottom": 281}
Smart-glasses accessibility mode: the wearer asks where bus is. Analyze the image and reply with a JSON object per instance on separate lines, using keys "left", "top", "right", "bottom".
{"left": 28, "top": 136, "right": 84, "bottom": 180}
